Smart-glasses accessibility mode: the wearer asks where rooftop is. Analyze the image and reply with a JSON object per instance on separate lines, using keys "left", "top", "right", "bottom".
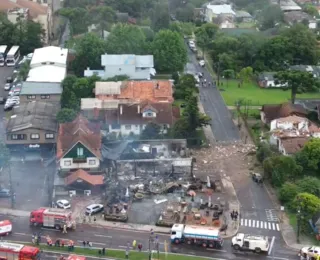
{"left": 56, "top": 115, "right": 101, "bottom": 160}
{"left": 0, "top": 0, "right": 47, "bottom": 18}
{"left": 6, "top": 101, "right": 59, "bottom": 133}
{"left": 236, "top": 10, "right": 252, "bottom": 18}
{"left": 258, "top": 72, "right": 276, "bottom": 81}
{"left": 27, "top": 66, "right": 66, "bottom": 83}
{"left": 101, "top": 54, "right": 154, "bottom": 68}
{"left": 20, "top": 82, "right": 62, "bottom": 95}
{"left": 280, "top": 137, "right": 308, "bottom": 154}
{"left": 206, "top": 4, "right": 236, "bottom": 15}
{"left": 270, "top": 0, "right": 302, "bottom": 11}
{"left": 65, "top": 169, "right": 104, "bottom": 186}
{"left": 275, "top": 115, "right": 308, "bottom": 124}
{"left": 284, "top": 11, "right": 315, "bottom": 23}
{"left": 30, "top": 46, "right": 68, "bottom": 68}
{"left": 261, "top": 103, "right": 307, "bottom": 123}
{"left": 290, "top": 65, "right": 320, "bottom": 78}
{"left": 95, "top": 80, "right": 174, "bottom": 103}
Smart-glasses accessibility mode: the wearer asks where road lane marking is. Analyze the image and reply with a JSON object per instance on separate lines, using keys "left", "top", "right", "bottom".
{"left": 272, "top": 223, "right": 275, "bottom": 230}
{"left": 267, "top": 256, "right": 289, "bottom": 260}
{"left": 268, "top": 223, "right": 271, "bottom": 229}
{"left": 77, "top": 240, "right": 105, "bottom": 246}
{"left": 268, "top": 236, "right": 275, "bottom": 256}
{"left": 94, "top": 234, "right": 112, "bottom": 238}
{"left": 206, "top": 248, "right": 227, "bottom": 252}
{"left": 244, "top": 219, "right": 247, "bottom": 226}
{"left": 252, "top": 220, "right": 255, "bottom": 228}
{"left": 41, "top": 228, "right": 60, "bottom": 232}
{"left": 248, "top": 219, "right": 251, "bottom": 227}
{"left": 264, "top": 222, "right": 267, "bottom": 229}
{"left": 14, "top": 232, "right": 28, "bottom": 236}
{"left": 276, "top": 224, "right": 280, "bottom": 231}
{"left": 240, "top": 219, "right": 243, "bottom": 225}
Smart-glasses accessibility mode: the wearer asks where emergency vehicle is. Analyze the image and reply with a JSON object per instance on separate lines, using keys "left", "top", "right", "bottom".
{"left": 0, "top": 220, "right": 12, "bottom": 236}
{"left": 0, "top": 242, "right": 40, "bottom": 260}
{"left": 299, "top": 246, "right": 320, "bottom": 259}
{"left": 231, "top": 233, "right": 269, "bottom": 253}
{"left": 30, "top": 207, "right": 75, "bottom": 230}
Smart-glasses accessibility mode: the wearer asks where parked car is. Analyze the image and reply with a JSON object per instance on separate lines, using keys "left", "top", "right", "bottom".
{"left": 252, "top": 172, "right": 263, "bottom": 184}
{"left": 86, "top": 204, "right": 104, "bottom": 215}
{"left": 0, "top": 189, "right": 11, "bottom": 198}
{"left": 0, "top": 97, "right": 6, "bottom": 104}
{"left": 199, "top": 60, "right": 205, "bottom": 67}
{"left": 6, "top": 77, "right": 13, "bottom": 84}
{"left": 56, "top": 199, "right": 71, "bottom": 209}
{"left": 9, "top": 88, "right": 21, "bottom": 97}
{"left": 188, "top": 40, "right": 195, "bottom": 49}
{"left": 4, "top": 83, "right": 11, "bottom": 91}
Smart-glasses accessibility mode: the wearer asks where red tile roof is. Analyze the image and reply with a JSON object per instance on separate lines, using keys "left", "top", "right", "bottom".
{"left": 56, "top": 115, "right": 101, "bottom": 159}
{"left": 65, "top": 169, "right": 104, "bottom": 186}
{"left": 97, "top": 81, "right": 174, "bottom": 103}
{"left": 261, "top": 103, "right": 307, "bottom": 123}
{"left": 280, "top": 137, "right": 308, "bottom": 154}
{"left": 0, "top": 0, "right": 47, "bottom": 18}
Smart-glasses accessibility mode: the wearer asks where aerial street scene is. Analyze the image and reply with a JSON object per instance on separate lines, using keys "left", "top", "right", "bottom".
{"left": 0, "top": 0, "right": 320, "bottom": 259}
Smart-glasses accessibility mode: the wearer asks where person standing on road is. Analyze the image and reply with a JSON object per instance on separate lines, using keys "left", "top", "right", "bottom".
{"left": 132, "top": 239, "right": 137, "bottom": 250}
{"left": 62, "top": 224, "right": 67, "bottom": 234}
{"left": 138, "top": 243, "right": 142, "bottom": 252}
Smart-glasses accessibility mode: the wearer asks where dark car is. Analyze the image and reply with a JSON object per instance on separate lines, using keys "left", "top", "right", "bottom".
{"left": 6, "top": 77, "right": 13, "bottom": 84}
{"left": 0, "top": 189, "right": 11, "bottom": 198}
{"left": 0, "top": 97, "right": 6, "bottom": 104}
{"left": 252, "top": 173, "right": 263, "bottom": 184}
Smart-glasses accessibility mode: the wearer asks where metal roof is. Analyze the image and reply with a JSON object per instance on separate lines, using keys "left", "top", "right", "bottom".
{"left": 6, "top": 101, "right": 59, "bottom": 133}
{"left": 20, "top": 82, "right": 62, "bottom": 95}
{"left": 101, "top": 54, "right": 154, "bottom": 67}
{"left": 27, "top": 66, "right": 66, "bottom": 83}
{"left": 30, "top": 46, "right": 68, "bottom": 68}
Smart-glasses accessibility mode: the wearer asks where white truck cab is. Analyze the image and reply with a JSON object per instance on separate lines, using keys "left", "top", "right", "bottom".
{"left": 232, "top": 233, "right": 269, "bottom": 253}
{"left": 171, "top": 224, "right": 184, "bottom": 243}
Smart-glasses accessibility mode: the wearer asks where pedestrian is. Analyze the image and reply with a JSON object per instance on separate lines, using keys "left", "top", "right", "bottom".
{"left": 86, "top": 241, "right": 90, "bottom": 247}
{"left": 138, "top": 243, "right": 142, "bottom": 252}
{"left": 132, "top": 239, "right": 137, "bottom": 249}
{"left": 93, "top": 216, "right": 96, "bottom": 223}
{"left": 125, "top": 249, "right": 129, "bottom": 259}
{"left": 230, "top": 211, "right": 234, "bottom": 221}
{"left": 62, "top": 224, "right": 67, "bottom": 234}
{"left": 102, "top": 247, "right": 106, "bottom": 255}
{"left": 89, "top": 242, "right": 92, "bottom": 248}
{"left": 208, "top": 82, "right": 211, "bottom": 87}
{"left": 82, "top": 241, "right": 86, "bottom": 247}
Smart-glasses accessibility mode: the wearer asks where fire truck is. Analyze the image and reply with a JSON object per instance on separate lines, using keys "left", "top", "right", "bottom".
{"left": 0, "top": 220, "right": 12, "bottom": 236}
{"left": 0, "top": 242, "right": 40, "bottom": 260}
{"left": 30, "top": 207, "right": 75, "bottom": 230}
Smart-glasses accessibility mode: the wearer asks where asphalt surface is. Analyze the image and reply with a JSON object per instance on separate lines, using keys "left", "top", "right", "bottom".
{"left": 1, "top": 214, "right": 299, "bottom": 260}
{"left": 185, "top": 46, "right": 240, "bottom": 142}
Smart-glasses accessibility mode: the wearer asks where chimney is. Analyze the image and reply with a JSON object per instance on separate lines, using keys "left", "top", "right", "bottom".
{"left": 137, "top": 104, "right": 140, "bottom": 114}
{"left": 120, "top": 105, "right": 123, "bottom": 115}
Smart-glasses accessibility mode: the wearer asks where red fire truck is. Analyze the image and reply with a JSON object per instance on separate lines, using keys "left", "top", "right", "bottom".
{"left": 30, "top": 207, "right": 75, "bottom": 230}
{"left": 0, "top": 220, "right": 12, "bottom": 236}
{"left": 0, "top": 242, "right": 40, "bottom": 260}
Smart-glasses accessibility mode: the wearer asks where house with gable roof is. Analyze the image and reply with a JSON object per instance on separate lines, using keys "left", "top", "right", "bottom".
{"left": 56, "top": 115, "right": 102, "bottom": 173}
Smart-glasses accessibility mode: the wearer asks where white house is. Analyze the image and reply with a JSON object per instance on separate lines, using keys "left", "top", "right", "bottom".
{"left": 205, "top": 4, "right": 235, "bottom": 22}
{"left": 27, "top": 46, "right": 68, "bottom": 83}
{"left": 84, "top": 54, "right": 155, "bottom": 80}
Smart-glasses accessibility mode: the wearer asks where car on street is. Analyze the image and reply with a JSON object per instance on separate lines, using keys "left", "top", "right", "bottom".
{"left": 188, "top": 40, "right": 195, "bottom": 49}
{"left": 199, "top": 60, "right": 205, "bottom": 67}
{"left": 0, "top": 189, "right": 11, "bottom": 198}
{"left": 0, "top": 97, "right": 6, "bottom": 104}
{"left": 6, "top": 77, "right": 13, "bottom": 84}
{"left": 4, "top": 83, "right": 11, "bottom": 91}
{"left": 56, "top": 199, "right": 71, "bottom": 209}
{"left": 86, "top": 204, "right": 104, "bottom": 215}
{"left": 9, "top": 88, "right": 21, "bottom": 97}
{"left": 194, "top": 74, "right": 200, "bottom": 83}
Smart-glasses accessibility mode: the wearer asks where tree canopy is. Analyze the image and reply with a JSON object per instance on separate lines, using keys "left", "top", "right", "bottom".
{"left": 57, "top": 108, "right": 78, "bottom": 123}
{"left": 141, "top": 122, "right": 161, "bottom": 139}
{"left": 152, "top": 30, "right": 187, "bottom": 73}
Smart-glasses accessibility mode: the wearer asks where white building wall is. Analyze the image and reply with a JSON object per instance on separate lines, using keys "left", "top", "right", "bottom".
{"left": 60, "top": 157, "right": 100, "bottom": 170}
{"left": 309, "top": 22, "right": 317, "bottom": 29}
{"left": 103, "top": 65, "right": 151, "bottom": 80}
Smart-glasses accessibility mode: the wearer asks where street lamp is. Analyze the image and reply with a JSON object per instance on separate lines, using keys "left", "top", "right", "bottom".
{"left": 297, "top": 208, "right": 301, "bottom": 243}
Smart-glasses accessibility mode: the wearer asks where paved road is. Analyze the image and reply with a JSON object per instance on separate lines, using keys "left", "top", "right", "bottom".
{"left": 185, "top": 47, "right": 240, "bottom": 142}
{"left": 2, "top": 214, "right": 298, "bottom": 260}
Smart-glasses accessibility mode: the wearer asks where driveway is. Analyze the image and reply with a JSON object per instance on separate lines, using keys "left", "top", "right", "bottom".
{"left": 185, "top": 47, "right": 240, "bottom": 142}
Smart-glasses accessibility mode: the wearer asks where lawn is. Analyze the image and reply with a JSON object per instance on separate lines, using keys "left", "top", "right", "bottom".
{"left": 219, "top": 80, "right": 320, "bottom": 106}
{"left": 40, "top": 245, "right": 210, "bottom": 260}
{"left": 237, "top": 22, "right": 256, "bottom": 28}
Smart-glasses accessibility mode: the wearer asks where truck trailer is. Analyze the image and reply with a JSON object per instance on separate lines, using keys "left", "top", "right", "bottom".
{"left": 231, "top": 233, "right": 269, "bottom": 253}
{"left": 30, "top": 207, "right": 75, "bottom": 230}
{"left": 0, "top": 242, "right": 40, "bottom": 260}
{"left": 171, "top": 224, "right": 223, "bottom": 248}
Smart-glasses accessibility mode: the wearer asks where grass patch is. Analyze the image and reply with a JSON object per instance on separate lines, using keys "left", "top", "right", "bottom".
{"left": 237, "top": 22, "right": 256, "bottom": 28}
{"left": 219, "top": 79, "right": 320, "bottom": 106}
{"left": 39, "top": 245, "right": 209, "bottom": 260}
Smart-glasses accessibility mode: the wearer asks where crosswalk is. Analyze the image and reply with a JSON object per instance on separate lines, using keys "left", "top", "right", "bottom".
{"left": 240, "top": 219, "right": 280, "bottom": 231}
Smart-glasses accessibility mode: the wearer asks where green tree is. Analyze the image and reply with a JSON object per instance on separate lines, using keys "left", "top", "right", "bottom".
{"left": 141, "top": 122, "right": 161, "bottom": 139}
{"left": 238, "top": 66, "right": 253, "bottom": 86}
{"left": 171, "top": 117, "right": 190, "bottom": 138}
{"left": 275, "top": 70, "right": 318, "bottom": 104}
{"left": 62, "top": 75, "right": 78, "bottom": 91}
{"left": 195, "top": 27, "right": 210, "bottom": 58}
{"left": 89, "top": 6, "right": 117, "bottom": 37}
{"left": 304, "top": 4, "right": 319, "bottom": 17}
{"left": 256, "top": 142, "right": 272, "bottom": 163}
{"left": 21, "top": 21, "right": 45, "bottom": 54}
{"left": 150, "top": 3, "right": 170, "bottom": 31}
{"left": 18, "top": 60, "right": 30, "bottom": 81}
{"left": 106, "top": 24, "right": 147, "bottom": 54}
{"left": 263, "top": 155, "right": 302, "bottom": 187}
{"left": 61, "top": 87, "right": 79, "bottom": 110}
{"left": 169, "top": 22, "right": 195, "bottom": 37}
{"left": 295, "top": 138, "right": 320, "bottom": 175}
{"left": 176, "top": 4, "right": 195, "bottom": 22}
{"left": 72, "top": 33, "right": 107, "bottom": 76}
{"left": 57, "top": 108, "right": 78, "bottom": 123}
{"left": 58, "top": 7, "right": 88, "bottom": 34}
{"left": 279, "top": 182, "right": 300, "bottom": 205}
{"left": 152, "top": 30, "right": 187, "bottom": 73}
{"left": 174, "top": 74, "right": 197, "bottom": 100}
{"left": 296, "top": 177, "right": 320, "bottom": 197}
{"left": 259, "top": 4, "right": 284, "bottom": 30}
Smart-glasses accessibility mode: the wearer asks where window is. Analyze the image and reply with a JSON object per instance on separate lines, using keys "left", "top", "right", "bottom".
{"left": 49, "top": 62, "right": 54, "bottom": 65}
{"left": 89, "top": 160, "right": 96, "bottom": 165}
{"left": 111, "top": 124, "right": 120, "bottom": 130}
{"left": 41, "top": 95, "right": 50, "bottom": 99}
{"left": 30, "top": 133, "right": 39, "bottom": 140}
{"left": 41, "top": 62, "right": 46, "bottom": 65}
{"left": 11, "top": 134, "right": 25, "bottom": 140}
{"left": 77, "top": 147, "right": 84, "bottom": 157}
{"left": 45, "top": 133, "right": 54, "bottom": 139}
{"left": 64, "top": 160, "right": 71, "bottom": 166}
{"left": 27, "top": 95, "right": 36, "bottom": 99}
{"left": 147, "top": 112, "right": 153, "bottom": 117}
{"left": 125, "top": 125, "right": 131, "bottom": 130}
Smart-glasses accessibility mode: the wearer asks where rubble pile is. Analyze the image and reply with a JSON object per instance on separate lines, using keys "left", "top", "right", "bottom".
{"left": 212, "top": 143, "right": 256, "bottom": 160}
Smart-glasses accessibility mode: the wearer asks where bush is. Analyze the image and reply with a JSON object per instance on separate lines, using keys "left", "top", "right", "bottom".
{"left": 296, "top": 177, "right": 320, "bottom": 197}
{"left": 279, "top": 182, "right": 300, "bottom": 205}
{"left": 256, "top": 142, "right": 272, "bottom": 163}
